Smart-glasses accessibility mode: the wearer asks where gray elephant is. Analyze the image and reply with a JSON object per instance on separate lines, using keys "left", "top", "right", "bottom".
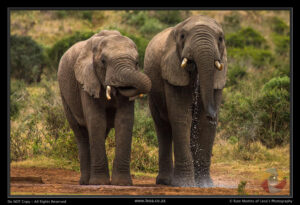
{"left": 144, "top": 15, "right": 227, "bottom": 187}
{"left": 57, "top": 30, "right": 151, "bottom": 185}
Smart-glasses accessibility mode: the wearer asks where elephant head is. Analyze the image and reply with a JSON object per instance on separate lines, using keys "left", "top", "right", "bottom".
{"left": 74, "top": 30, "right": 151, "bottom": 99}
{"left": 161, "top": 15, "right": 227, "bottom": 123}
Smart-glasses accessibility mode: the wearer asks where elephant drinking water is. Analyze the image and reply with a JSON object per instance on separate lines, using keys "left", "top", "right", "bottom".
{"left": 144, "top": 15, "right": 227, "bottom": 187}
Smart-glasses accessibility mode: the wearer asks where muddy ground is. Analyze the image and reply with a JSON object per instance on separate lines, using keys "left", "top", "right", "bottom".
{"left": 10, "top": 167, "right": 290, "bottom": 196}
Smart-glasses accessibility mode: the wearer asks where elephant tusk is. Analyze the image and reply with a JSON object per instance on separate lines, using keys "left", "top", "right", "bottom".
{"left": 181, "top": 58, "right": 188, "bottom": 68}
{"left": 129, "top": 94, "right": 145, "bottom": 101}
{"left": 106, "top": 85, "right": 111, "bottom": 100}
{"left": 215, "top": 61, "right": 223, "bottom": 71}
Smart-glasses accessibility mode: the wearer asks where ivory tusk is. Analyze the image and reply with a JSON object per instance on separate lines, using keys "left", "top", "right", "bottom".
{"left": 181, "top": 58, "right": 188, "bottom": 68}
{"left": 215, "top": 61, "right": 223, "bottom": 71}
{"left": 106, "top": 85, "right": 111, "bottom": 100}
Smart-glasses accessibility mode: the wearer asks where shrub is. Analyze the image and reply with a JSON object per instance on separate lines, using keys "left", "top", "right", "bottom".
{"left": 256, "top": 76, "right": 290, "bottom": 148}
{"left": 152, "top": 10, "right": 184, "bottom": 25}
{"left": 48, "top": 31, "right": 94, "bottom": 69}
{"left": 10, "top": 35, "right": 46, "bottom": 83}
{"left": 122, "top": 11, "right": 148, "bottom": 27}
{"left": 220, "top": 76, "right": 290, "bottom": 149}
{"left": 122, "top": 11, "right": 166, "bottom": 37}
{"left": 10, "top": 79, "right": 28, "bottom": 119}
{"left": 273, "top": 59, "right": 290, "bottom": 77}
{"left": 222, "top": 11, "right": 241, "bottom": 33}
{"left": 227, "top": 47, "right": 274, "bottom": 69}
{"left": 269, "top": 16, "right": 289, "bottom": 35}
{"left": 226, "top": 27, "right": 268, "bottom": 49}
{"left": 250, "top": 49, "right": 274, "bottom": 68}
{"left": 133, "top": 102, "right": 157, "bottom": 147}
{"left": 139, "top": 17, "right": 165, "bottom": 37}
{"left": 227, "top": 64, "right": 247, "bottom": 86}
{"left": 272, "top": 34, "right": 290, "bottom": 56}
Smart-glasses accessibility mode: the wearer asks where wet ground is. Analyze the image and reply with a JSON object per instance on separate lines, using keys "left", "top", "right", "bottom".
{"left": 10, "top": 167, "right": 290, "bottom": 195}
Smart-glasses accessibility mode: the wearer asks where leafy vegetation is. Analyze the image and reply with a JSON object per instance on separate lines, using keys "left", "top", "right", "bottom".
{"left": 47, "top": 31, "right": 95, "bottom": 69}
{"left": 10, "top": 35, "right": 47, "bottom": 83}
{"left": 226, "top": 27, "right": 268, "bottom": 49}
{"left": 9, "top": 10, "right": 290, "bottom": 174}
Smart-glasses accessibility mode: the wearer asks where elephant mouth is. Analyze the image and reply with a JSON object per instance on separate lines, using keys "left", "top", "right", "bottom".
{"left": 117, "top": 86, "right": 138, "bottom": 97}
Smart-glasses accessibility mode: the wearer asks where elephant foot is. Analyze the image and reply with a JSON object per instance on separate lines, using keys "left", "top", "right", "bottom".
{"left": 79, "top": 174, "right": 90, "bottom": 185}
{"left": 89, "top": 175, "right": 110, "bottom": 185}
{"left": 111, "top": 173, "right": 132, "bottom": 186}
{"left": 195, "top": 176, "right": 214, "bottom": 188}
{"left": 171, "top": 175, "right": 195, "bottom": 187}
{"left": 156, "top": 174, "right": 172, "bottom": 185}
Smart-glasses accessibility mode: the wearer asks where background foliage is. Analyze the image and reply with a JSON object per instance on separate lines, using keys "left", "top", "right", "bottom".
{"left": 10, "top": 10, "right": 290, "bottom": 173}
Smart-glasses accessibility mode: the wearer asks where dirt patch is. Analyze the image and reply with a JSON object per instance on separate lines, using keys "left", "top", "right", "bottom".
{"left": 10, "top": 167, "right": 290, "bottom": 195}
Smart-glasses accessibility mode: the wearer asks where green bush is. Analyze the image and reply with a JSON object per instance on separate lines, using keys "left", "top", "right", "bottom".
{"left": 139, "top": 17, "right": 165, "bottom": 36}
{"left": 272, "top": 34, "right": 290, "bottom": 56}
{"left": 256, "top": 77, "right": 290, "bottom": 148}
{"left": 48, "top": 31, "right": 95, "bottom": 69}
{"left": 250, "top": 49, "right": 274, "bottom": 68}
{"left": 122, "top": 11, "right": 166, "bottom": 37}
{"left": 152, "top": 10, "right": 184, "bottom": 25}
{"left": 262, "top": 75, "right": 290, "bottom": 91}
{"left": 10, "top": 79, "right": 28, "bottom": 119}
{"left": 226, "top": 27, "right": 268, "bottom": 49}
{"left": 122, "top": 11, "right": 148, "bottom": 27}
{"left": 222, "top": 11, "right": 241, "bottom": 33}
{"left": 10, "top": 35, "right": 46, "bottom": 83}
{"left": 273, "top": 59, "right": 290, "bottom": 77}
{"left": 227, "top": 64, "right": 247, "bottom": 86}
{"left": 269, "top": 16, "right": 289, "bottom": 35}
{"left": 228, "top": 47, "right": 274, "bottom": 69}
{"left": 133, "top": 102, "right": 157, "bottom": 147}
{"left": 219, "top": 75, "right": 290, "bottom": 149}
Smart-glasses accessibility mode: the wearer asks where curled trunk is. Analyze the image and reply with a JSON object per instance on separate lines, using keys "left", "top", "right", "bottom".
{"left": 106, "top": 59, "right": 152, "bottom": 98}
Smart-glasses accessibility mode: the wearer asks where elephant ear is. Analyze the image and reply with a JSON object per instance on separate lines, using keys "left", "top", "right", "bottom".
{"left": 74, "top": 38, "right": 101, "bottom": 98}
{"left": 213, "top": 46, "right": 228, "bottom": 89}
{"left": 161, "top": 30, "right": 190, "bottom": 86}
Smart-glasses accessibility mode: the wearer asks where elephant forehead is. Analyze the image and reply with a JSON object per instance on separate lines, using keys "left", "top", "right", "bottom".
{"left": 104, "top": 38, "right": 137, "bottom": 55}
{"left": 183, "top": 16, "right": 223, "bottom": 33}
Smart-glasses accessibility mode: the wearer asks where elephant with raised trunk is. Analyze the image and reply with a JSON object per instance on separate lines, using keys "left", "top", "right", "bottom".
{"left": 144, "top": 16, "right": 227, "bottom": 187}
{"left": 57, "top": 30, "right": 151, "bottom": 186}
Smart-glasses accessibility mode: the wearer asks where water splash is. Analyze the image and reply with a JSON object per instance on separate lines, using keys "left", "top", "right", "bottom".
{"left": 190, "top": 76, "right": 201, "bottom": 169}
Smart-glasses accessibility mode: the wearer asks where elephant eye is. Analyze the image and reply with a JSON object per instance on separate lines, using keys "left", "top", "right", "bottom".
{"left": 101, "top": 59, "right": 106, "bottom": 65}
{"left": 180, "top": 34, "right": 185, "bottom": 40}
{"left": 219, "top": 36, "right": 223, "bottom": 42}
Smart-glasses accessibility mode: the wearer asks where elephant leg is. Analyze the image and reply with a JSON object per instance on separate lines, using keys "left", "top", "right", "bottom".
{"left": 149, "top": 97, "right": 173, "bottom": 185}
{"left": 87, "top": 115, "right": 110, "bottom": 185}
{"left": 111, "top": 99, "right": 134, "bottom": 186}
{"left": 80, "top": 96, "right": 110, "bottom": 185}
{"left": 75, "top": 127, "right": 91, "bottom": 185}
{"left": 165, "top": 83, "right": 195, "bottom": 187}
{"left": 61, "top": 95, "right": 91, "bottom": 185}
{"left": 192, "top": 89, "right": 222, "bottom": 187}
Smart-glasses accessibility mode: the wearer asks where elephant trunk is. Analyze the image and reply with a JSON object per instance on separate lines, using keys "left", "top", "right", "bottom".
{"left": 117, "top": 68, "right": 152, "bottom": 97}
{"left": 106, "top": 58, "right": 152, "bottom": 98}
{"left": 191, "top": 33, "right": 217, "bottom": 123}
